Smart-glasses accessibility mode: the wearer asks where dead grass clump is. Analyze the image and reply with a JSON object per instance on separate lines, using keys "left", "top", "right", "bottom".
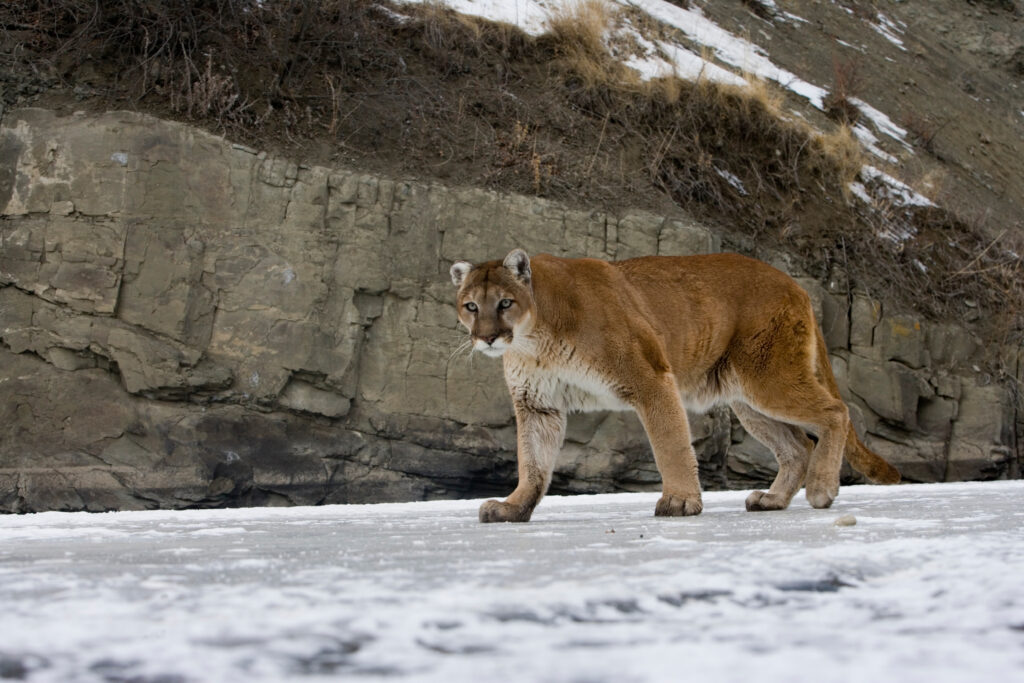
{"left": 645, "top": 75, "right": 684, "bottom": 106}
{"left": 627, "top": 73, "right": 856, "bottom": 232}
{"left": 544, "top": 0, "right": 639, "bottom": 91}
{"left": 495, "top": 120, "right": 557, "bottom": 194}
{"left": 408, "top": 2, "right": 531, "bottom": 76}
{"left": 812, "top": 124, "right": 864, "bottom": 190}
{"left": 546, "top": 0, "right": 612, "bottom": 58}
{"left": 172, "top": 52, "right": 253, "bottom": 123}
{"left": 544, "top": 43, "right": 866, "bottom": 236}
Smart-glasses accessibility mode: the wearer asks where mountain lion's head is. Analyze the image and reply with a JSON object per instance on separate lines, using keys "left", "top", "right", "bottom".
{"left": 450, "top": 249, "right": 535, "bottom": 357}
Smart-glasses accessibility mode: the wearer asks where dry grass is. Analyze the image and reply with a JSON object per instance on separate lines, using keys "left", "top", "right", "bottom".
{"left": 544, "top": 0, "right": 640, "bottom": 92}
{"left": 546, "top": 0, "right": 613, "bottom": 58}
{"left": 539, "top": 2, "right": 867, "bottom": 236}
{"left": 851, "top": 203, "right": 1024, "bottom": 346}
{"left": 813, "top": 124, "right": 864, "bottom": 190}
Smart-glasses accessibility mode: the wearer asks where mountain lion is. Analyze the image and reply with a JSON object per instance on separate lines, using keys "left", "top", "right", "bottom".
{"left": 450, "top": 249, "right": 900, "bottom": 523}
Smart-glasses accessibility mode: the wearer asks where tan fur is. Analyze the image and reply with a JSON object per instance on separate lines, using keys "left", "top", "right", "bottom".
{"left": 450, "top": 249, "right": 900, "bottom": 523}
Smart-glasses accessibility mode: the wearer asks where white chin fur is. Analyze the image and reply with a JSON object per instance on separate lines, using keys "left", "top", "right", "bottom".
{"left": 474, "top": 340, "right": 508, "bottom": 357}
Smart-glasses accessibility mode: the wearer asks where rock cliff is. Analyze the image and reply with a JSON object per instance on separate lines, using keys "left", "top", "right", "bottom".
{"left": 1, "top": 109, "right": 1021, "bottom": 512}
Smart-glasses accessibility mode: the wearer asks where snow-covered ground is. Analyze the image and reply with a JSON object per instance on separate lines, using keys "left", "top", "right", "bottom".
{"left": 2, "top": 481, "right": 1023, "bottom": 682}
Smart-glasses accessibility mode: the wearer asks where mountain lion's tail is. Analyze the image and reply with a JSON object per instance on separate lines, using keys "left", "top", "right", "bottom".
{"left": 845, "top": 425, "right": 901, "bottom": 484}
{"left": 813, "top": 327, "right": 900, "bottom": 485}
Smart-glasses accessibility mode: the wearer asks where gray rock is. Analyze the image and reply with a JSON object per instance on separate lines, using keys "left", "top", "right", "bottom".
{"left": 278, "top": 378, "right": 351, "bottom": 419}
{"left": 725, "top": 432, "right": 778, "bottom": 490}
{"left": 927, "top": 323, "right": 981, "bottom": 369}
{"left": 850, "top": 294, "right": 882, "bottom": 351}
{"left": 0, "top": 108, "right": 1018, "bottom": 512}
{"left": 657, "top": 218, "right": 720, "bottom": 256}
{"left": 947, "top": 381, "right": 1016, "bottom": 480}
{"left": 848, "top": 354, "right": 933, "bottom": 430}
{"left": 874, "top": 314, "right": 929, "bottom": 369}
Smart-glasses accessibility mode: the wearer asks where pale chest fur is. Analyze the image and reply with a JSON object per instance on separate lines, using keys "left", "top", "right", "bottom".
{"left": 502, "top": 331, "right": 736, "bottom": 415}
{"left": 502, "top": 331, "right": 632, "bottom": 413}
{"left": 504, "top": 354, "right": 632, "bottom": 413}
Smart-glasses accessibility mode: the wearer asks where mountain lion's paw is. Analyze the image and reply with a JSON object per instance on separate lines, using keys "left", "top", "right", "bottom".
{"left": 654, "top": 493, "right": 702, "bottom": 517}
{"left": 478, "top": 499, "right": 532, "bottom": 523}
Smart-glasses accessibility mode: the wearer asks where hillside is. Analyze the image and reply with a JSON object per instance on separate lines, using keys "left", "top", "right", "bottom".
{"left": 4, "top": 0, "right": 1022, "bottom": 334}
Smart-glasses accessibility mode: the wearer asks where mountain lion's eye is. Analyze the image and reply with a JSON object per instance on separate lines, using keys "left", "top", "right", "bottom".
{"left": 498, "top": 299, "right": 513, "bottom": 310}
{"left": 464, "top": 302, "right": 478, "bottom": 313}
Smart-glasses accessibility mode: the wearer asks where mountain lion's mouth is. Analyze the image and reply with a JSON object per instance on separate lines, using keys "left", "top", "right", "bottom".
{"left": 474, "top": 336, "right": 510, "bottom": 357}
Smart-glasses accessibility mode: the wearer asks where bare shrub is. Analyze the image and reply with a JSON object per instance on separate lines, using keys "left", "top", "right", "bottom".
{"left": 494, "top": 120, "right": 556, "bottom": 194}
{"left": 823, "top": 57, "right": 864, "bottom": 125}
{"left": 172, "top": 52, "right": 253, "bottom": 125}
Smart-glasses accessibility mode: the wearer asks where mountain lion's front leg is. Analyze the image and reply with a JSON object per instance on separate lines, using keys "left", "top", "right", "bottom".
{"left": 634, "top": 374, "right": 703, "bottom": 517}
{"left": 479, "top": 400, "right": 566, "bottom": 523}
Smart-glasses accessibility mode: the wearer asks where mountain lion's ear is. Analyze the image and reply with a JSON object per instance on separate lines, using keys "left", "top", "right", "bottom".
{"left": 450, "top": 261, "right": 473, "bottom": 286}
{"left": 503, "top": 249, "right": 531, "bottom": 284}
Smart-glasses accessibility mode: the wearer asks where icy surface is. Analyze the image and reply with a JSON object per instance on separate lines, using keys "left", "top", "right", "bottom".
{"left": 2, "top": 482, "right": 1023, "bottom": 682}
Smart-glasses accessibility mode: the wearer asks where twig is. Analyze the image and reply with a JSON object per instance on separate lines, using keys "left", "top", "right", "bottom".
{"left": 951, "top": 229, "right": 1007, "bottom": 278}
{"left": 586, "top": 112, "right": 610, "bottom": 178}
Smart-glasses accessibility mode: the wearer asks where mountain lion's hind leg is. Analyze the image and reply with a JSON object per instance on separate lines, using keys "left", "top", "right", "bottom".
{"left": 743, "top": 387, "right": 848, "bottom": 510}
{"left": 731, "top": 402, "right": 813, "bottom": 511}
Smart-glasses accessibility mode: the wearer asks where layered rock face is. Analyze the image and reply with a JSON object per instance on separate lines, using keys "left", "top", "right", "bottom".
{"left": 1, "top": 109, "right": 1020, "bottom": 512}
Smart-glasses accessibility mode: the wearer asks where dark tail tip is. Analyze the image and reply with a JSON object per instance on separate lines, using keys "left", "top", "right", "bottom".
{"left": 872, "top": 461, "right": 902, "bottom": 485}
{"left": 847, "top": 425, "right": 901, "bottom": 484}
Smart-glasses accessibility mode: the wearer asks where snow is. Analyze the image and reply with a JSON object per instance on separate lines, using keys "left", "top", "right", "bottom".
{"left": 872, "top": 13, "right": 907, "bottom": 51}
{"left": 836, "top": 38, "right": 865, "bottom": 52}
{"left": 852, "top": 123, "right": 899, "bottom": 164}
{"left": 848, "top": 181, "right": 873, "bottom": 205}
{"left": 624, "top": 0, "right": 828, "bottom": 105}
{"left": 715, "top": 166, "right": 748, "bottom": 195}
{"left": 2, "top": 481, "right": 1023, "bottom": 682}
{"left": 852, "top": 98, "right": 910, "bottom": 149}
{"left": 398, "top": 0, "right": 553, "bottom": 35}
{"left": 622, "top": 37, "right": 747, "bottom": 86}
{"left": 861, "top": 165, "right": 936, "bottom": 208}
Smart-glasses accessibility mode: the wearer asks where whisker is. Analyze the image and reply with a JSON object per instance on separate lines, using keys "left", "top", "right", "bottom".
{"left": 447, "top": 338, "right": 473, "bottom": 364}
